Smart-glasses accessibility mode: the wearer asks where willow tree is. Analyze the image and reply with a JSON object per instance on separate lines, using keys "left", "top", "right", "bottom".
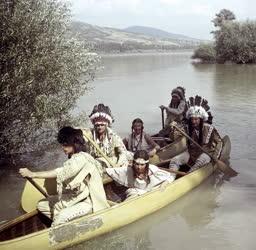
{"left": 0, "top": 0, "right": 99, "bottom": 156}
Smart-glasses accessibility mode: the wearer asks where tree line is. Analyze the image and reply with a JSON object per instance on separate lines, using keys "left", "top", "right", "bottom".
{"left": 192, "top": 9, "right": 256, "bottom": 63}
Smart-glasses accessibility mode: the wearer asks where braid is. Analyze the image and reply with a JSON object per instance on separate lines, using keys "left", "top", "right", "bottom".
{"left": 188, "top": 118, "right": 204, "bottom": 146}
{"left": 198, "top": 119, "right": 204, "bottom": 145}
{"left": 188, "top": 119, "right": 193, "bottom": 146}
{"left": 131, "top": 126, "right": 134, "bottom": 151}
{"left": 140, "top": 125, "right": 143, "bottom": 145}
{"left": 131, "top": 118, "right": 144, "bottom": 152}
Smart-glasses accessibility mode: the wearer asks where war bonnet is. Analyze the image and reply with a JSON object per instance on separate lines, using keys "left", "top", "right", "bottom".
{"left": 186, "top": 95, "right": 213, "bottom": 124}
{"left": 89, "top": 103, "right": 114, "bottom": 125}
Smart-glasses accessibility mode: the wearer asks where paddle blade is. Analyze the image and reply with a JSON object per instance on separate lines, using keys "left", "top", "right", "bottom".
{"left": 216, "top": 159, "right": 238, "bottom": 177}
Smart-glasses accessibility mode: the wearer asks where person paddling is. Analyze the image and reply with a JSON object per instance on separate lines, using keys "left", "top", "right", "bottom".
{"left": 19, "top": 127, "right": 109, "bottom": 226}
{"left": 159, "top": 86, "right": 186, "bottom": 141}
{"left": 169, "top": 96, "right": 222, "bottom": 173}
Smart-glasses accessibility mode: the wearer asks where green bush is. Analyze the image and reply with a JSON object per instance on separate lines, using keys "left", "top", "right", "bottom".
{"left": 193, "top": 9, "right": 256, "bottom": 64}
{"left": 0, "top": 0, "right": 99, "bottom": 156}
{"left": 215, "top": 20, "right": 256, "bottom": 63}
{"left": 191, "top": 44, "right": 216, "bottom": 62}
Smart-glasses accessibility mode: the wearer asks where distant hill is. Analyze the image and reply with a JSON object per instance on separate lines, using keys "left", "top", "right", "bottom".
{"left": 70, "top": 21, "right": 202, "bottom": 53}
{"left": 124, "top": 26, "right": 200, "bottom": 42}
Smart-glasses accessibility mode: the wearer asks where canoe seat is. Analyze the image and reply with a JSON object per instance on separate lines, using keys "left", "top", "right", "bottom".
{"left": 0, "top": 212, "right": 49, "bottom": 242}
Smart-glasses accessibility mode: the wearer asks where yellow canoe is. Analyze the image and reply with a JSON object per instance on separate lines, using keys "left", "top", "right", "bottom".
{"left": 150, "top": 136, "right": 187, "bottom": 164}
{"left": 21, "top": 136, "right": 187, "bottom": 214}
{"left": 0, "top": 136, "right": 230, "bottom": 250}
{"left": 157, "top": 136, "right": 187, "bottom": 159}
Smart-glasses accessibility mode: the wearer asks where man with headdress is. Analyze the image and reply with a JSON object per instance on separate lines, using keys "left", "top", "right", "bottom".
{"left": 82, "top": 104, "right": 129, "bottom": 172}
{"left": 169, "top": 96, "right": 223, "bottom": 173}
{"left": 159, "top": 86, "right": 186, "bottom": 141}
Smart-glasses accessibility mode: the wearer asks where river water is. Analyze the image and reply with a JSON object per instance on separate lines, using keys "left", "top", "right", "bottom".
{"left": 1, "top": 51, "right": 256, "bottom": 250}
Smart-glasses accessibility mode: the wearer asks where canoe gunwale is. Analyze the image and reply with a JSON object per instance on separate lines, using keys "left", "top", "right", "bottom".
{"left": 0, "top": 134, "right": 231, "bottom": 248}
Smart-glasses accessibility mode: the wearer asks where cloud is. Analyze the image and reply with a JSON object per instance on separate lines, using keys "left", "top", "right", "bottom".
{"left": 71, "top": 0, "right": 143, "bottom": 14}
{"left": 69, "top": 0, "right": 256, "bottom": 40}
{"left": 177, "top": 3, "right": 212, "bottom": 16}
{"left": 159, "top": 0, "right": 181, "bottom": 5}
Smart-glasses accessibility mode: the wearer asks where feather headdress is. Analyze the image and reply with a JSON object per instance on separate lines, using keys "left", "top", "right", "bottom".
{"left": 186, "top": 95, "right": 213, "bottom": 124}
{"left": 89, "top": 103, "right": 114, "bottom": 125}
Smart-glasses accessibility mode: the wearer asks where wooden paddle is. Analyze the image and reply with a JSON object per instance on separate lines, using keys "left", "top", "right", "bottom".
{"left": 151, "top": 136, "right": 172, "bottom": 142}
{"left": 83, "top": 132, "right": 116, "bottom": 168}
{"left": 156, "top": 158, "right": 173, "bottom": 167}
{"left": 26, "top": 177, "right": 49, "bottom": 198}
{"left": 172, "top": 124, "right": 238, "bottom": 176}
{"left": 159, "top": 167, "right": 187, "bottom": 176}
{"left": 160, "top": 106, "right": 165, "bottom": 129}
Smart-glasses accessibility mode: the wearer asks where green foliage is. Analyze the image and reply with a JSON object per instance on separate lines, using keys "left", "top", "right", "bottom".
{"left": 215, "top": 20, "right": 256, "bottom": 63}
{"left": 212, "top": 9, "right": 236, "bottom": 27}
{"left": 191, "top": 44, "right": 216, "bottom": 62}
{"left": 0, "top": 0, "right": 99, "bottom": 155}
{"left": 192, "top": 9, "right": 256, "bottom": 64}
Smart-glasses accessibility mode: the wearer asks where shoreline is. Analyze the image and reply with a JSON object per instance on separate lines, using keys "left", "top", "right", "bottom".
{"left": 98, "top": 49, "right": 194, "bottom": 57}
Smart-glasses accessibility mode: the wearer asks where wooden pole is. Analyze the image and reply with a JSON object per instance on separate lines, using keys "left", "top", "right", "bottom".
{"left": 83, "top": 132, "right": 116, "bottom": 167}
{"left": 26, "top": 177, "right": 49, "bottom": 198}
{"left": 172, "top": 124, "right": 238, "bottom": 176}
{"left": 161, "top": 107, "right": 165, "bottom": 130}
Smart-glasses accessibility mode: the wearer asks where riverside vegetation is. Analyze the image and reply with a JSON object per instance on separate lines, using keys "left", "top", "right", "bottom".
{"left": 192, "top": 9, "right": 256, "bottom": 64}
{"left": 0, "top": 0, "right": 99, "bottom": 157}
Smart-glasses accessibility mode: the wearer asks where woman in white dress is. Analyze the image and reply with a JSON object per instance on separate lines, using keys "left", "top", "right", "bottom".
{"left": 106, "top": 150, "right": 176, "bottom": 200}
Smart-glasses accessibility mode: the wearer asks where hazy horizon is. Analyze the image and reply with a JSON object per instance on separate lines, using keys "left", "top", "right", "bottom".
{"left": 70, "top": 0, "right": 255, "bottom": 40}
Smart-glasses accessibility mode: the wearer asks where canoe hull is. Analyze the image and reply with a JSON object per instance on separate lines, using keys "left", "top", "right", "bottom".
{"left": 21, "top": 137, "right": 187, "bottom": 214}
{"left": 156, "top": 136, "right": 187, "bottom": 160}
{"left": 0, "top": 163, "right": 216, "bottom": 250}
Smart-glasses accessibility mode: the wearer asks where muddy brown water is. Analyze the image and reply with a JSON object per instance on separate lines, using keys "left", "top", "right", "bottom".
{"left": 1, "top": 52, "right": 255, "bottom": 250}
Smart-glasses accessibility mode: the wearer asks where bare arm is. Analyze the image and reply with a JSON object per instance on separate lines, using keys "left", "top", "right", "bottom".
{"left": 19, "top": 168, "right": 57, "bottom": 179}
{"left": 144, "top": 133, "right": 160, "bottom": 151}
{"left": 123, "top": 137, "right": 129, "bottom": 150}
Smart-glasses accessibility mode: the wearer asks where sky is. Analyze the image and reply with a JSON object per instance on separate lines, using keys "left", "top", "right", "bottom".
{"left": 70, "top": 0, "right": 255, "bottom": 40}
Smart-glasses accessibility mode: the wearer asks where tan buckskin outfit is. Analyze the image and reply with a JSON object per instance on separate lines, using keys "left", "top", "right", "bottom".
{"left": 37, "top": 152, "right": 109, "bottom": 226}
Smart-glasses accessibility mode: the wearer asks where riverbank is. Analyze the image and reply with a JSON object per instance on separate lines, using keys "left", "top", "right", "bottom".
{"left": 97, "top": 48, "right": 195, "bottom": 57}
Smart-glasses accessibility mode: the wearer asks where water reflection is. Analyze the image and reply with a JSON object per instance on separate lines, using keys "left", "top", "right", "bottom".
{"left": 0, "top": 147, "right": 63, "bottom": 221}
{"left": 1, "top": 52, "right": 255, "bottom": 249}
{"left": 99, "top": 52, "right": 192, "bottom": 79}
{"left": 68, "top": 173, "right": 225, "bottom": 250}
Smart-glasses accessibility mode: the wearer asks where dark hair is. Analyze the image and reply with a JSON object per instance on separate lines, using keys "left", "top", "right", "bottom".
{"left": 57, "top": 126, "right": 87, "bottom": 154}
{"left": 188, "top": 118, "right": 204, "bottom": 146}
{"left": 131, "top": 118, "right": 144, "bottom": 152}
{"left": 132, "top": 118, "right": 143, "bottom": 128}
{"left": 132, "top": 150, "right": 150, "bottom": 180}
{"left": 170, "top": 86, "right": 185, "bottom": 108}
{"left": 176, "top": 86, "right": 186, "bottom": 98}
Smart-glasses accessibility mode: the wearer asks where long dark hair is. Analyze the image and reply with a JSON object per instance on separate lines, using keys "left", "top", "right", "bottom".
{"left": 131, "top": 118, "right": 144, "bottom": 152}
{"left": 132, "top": 150, "right": 150, "bottom": 181}
{"left": 188, "top": 118, "right": 204, "bottom": 146}
{"left": 57, "top": 126, "right": 87, "bottom": 157}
